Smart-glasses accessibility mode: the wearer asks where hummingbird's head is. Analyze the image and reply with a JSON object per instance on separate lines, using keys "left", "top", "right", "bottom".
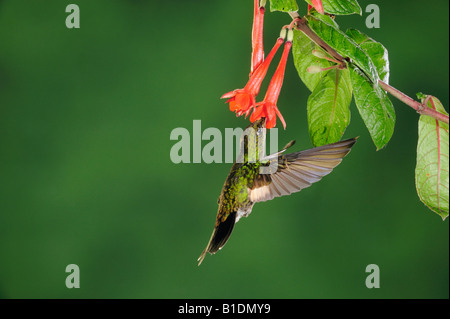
{"left": 248, "top": 117, "right": 266, "bottom": 130}
{"left": 237, "top": 118, "right": 267, "bottom": 163}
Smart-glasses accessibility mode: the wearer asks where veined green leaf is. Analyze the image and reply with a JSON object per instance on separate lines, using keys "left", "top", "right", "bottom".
{"left": 304, "top": 0, "right": 362, "bottom": 15}
{"left": 292, "top": 29, "right": 333, "bottom": 92}
{"left": 309, "top": 9, "right": 339, "bottom": 28}
{"left": 305, "top": 15, "right": 379, "bottom": 84}
{"left": 349, "top": 63, "right": 395, "bottom": 150}
{"left": 346, "top": 28, "right": 389, "bottom": 84}
{"left": 416, "top": 96, "right": 449, "bottom": 220}
{"left": 269, "top": 0, "right": 298, "bottom": 12}
{"left": 307, "top": 68, "right": 352, "bottom": 146}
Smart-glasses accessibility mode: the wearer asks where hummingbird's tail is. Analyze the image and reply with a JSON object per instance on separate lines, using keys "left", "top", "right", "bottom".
{"left": 197, "top": 211, "right": 237, "bottom": 266}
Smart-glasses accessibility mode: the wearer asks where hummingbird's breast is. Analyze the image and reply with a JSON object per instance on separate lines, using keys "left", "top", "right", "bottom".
{"left": 216, "top": 162, "right": 257, "bottom": 224}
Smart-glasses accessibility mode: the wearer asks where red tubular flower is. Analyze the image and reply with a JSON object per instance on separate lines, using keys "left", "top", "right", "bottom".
{"left": 251, "top": 0, "right": 265, "bottom": 75}
{"left": 310, "top": 0, "right": 324, "bottom": 14}
{"left": 250, "top": 30, "right": 293, "bottom": 129}
{"left": 221, "top": 35, "right": 285, "bottom": 118}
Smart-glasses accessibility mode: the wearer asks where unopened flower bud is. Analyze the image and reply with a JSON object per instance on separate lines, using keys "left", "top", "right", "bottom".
{"left": 307, "top": 65, "right": 323, "bottom": 74}
{"left": 287, "top": 29, "right": 294, "bottom": 43}
{"left": 312, "top": 49, "right": 327, "bottom": 59}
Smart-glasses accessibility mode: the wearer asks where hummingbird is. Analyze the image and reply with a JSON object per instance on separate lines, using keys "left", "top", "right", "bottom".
{"left": 197, "top": 118, "right": 357, "bottom": 265}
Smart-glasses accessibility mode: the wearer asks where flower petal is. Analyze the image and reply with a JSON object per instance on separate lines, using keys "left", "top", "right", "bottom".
{"left": 265, "top": 105, "right": 277, "bottom": 129}
{"left": 235, "top": 93, "right": 252, "bottom": 111}
{"left": 228, "top": 99, "right": 237, "bottom": 111}
{"left": 221, "top": 91, "right": 236, "bottom": 99}
{"left": 250, "top": 105, "right": 265, "bottom": 122}
{"left": 274, "top": 105, "right": 286, "bottom": 129}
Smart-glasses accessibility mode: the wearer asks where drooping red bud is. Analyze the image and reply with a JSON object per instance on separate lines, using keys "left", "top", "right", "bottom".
{"left": 311, "top": 0, "right": 324, "bottom": 15}
{"left": 251, "top": 0, "right": 266, "bottom": 75}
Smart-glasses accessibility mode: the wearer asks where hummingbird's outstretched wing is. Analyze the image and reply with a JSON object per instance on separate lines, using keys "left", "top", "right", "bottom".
{"left": 248, "top": 138, "right": 357, "bottom": 203}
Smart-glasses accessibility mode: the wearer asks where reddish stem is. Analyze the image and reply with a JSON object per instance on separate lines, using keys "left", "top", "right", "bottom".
{"left": 378, "top": 80, "right": 449, "bottom": 124}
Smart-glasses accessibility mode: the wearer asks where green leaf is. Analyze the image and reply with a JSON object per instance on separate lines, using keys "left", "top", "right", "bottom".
{"left": 304, "top": 0, "right": 362, "bottom": 15}
{"left": 309, "top": 9, "right": 340, "bottom": 27}
{"left": 416, "top": 96, "right": 449, "bottom": 220}
{"left": 305, "top": 15, "right": 379, "bottom": 84}
{"left": 307, "top": 68, "right": 352, "bottom": 146}
{"left": 269, "top": 0, "right": 299, "bottom": 12}
{"left": 349, "top": 63, "right": 395, "bottom": 150}
{"left": 346, "top": 28, "right": 390, "bottom": 84}
{"left": 292, "top": 29, "right": 333, "bottom": 91}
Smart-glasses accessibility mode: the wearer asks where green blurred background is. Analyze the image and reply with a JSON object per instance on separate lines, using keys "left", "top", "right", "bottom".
{"left": 0, "top": 0, "right": 448, "bottom": 299}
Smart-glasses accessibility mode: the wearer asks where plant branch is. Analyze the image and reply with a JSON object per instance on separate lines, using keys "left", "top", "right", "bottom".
{"left": 292, "top": 16, "right": 449, "bottom": 125}
{"left": 293, "top": 17, "right": 345, "bottom": 64}
{"left": 378, "top": 80, "right": 449, "bottom": 124}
